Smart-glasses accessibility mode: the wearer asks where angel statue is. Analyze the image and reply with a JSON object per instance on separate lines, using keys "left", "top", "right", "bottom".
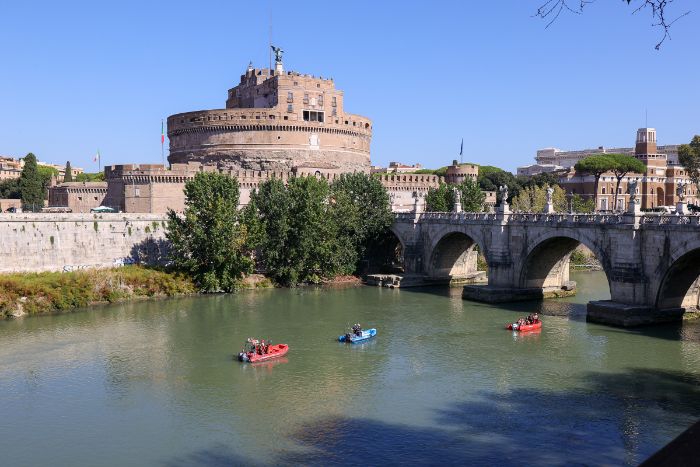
{"left": 677, "top": 181, "right": 686, "bottom": 201}
{"left": 546, "top": 185, "right": 554, "bottom": 204}
{"left": 499, "top": 185, "right": 509, "bottom": 204}
{"left": 627, "top": 179, "right": 638, "bottom": 203}
{"left": 271, "top": 45, "right": 284, "bottom": 63}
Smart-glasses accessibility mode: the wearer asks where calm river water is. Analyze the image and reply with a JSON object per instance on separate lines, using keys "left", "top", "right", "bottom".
{"left": 1, "top": 271, "right": 700, "bottom": 466}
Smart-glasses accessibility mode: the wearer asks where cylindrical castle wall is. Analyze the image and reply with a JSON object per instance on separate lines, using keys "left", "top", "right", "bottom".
{"left": 167, "top": 109, "right": 372, "bottom": 173}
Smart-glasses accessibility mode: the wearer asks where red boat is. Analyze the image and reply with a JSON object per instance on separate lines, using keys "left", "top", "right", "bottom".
{"left": 238, "top": 339, "right": 289, "bottom": 362}
{"left": 506, "top": 321, "right": 542, "bottom": 332}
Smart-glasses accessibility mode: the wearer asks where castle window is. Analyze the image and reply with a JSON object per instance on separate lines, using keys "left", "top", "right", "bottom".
{"left": 332, "top": 97, "right": 337, "bottom": 107}
{"left": 316, "top": 83, "right": 320, "bottom": 88}
{"left": 332, "top": 108, "right": 337, "bottom": 117}
{"left": 287, "top": 104, "right": 293, "bottom": 113}
{"left": 284, "top": 116, "right": 288, "bottom": 120}
{"left": 318, "top": 95, "right": 324, "bottom": 106}
{"left": 303, "top": 110, "right": 325, "bottom": 123}
{"left": 294, "top": 81, "right": 298, "bottom": 86}
{"left": 287, "top": 92, "right": 293, "bottom": 102}
{"left": 303, "top": 93, "right": 309, "bottom": 104}
{"left": 255, "top": 116, "right": 260, "bottom": 119}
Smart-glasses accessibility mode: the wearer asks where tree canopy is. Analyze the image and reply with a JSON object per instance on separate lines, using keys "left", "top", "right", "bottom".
{"left": 511, "top": 184, "right": 567, "bottom": 213}
{"left": 19, "top": 153, "right": 44, "bottom": 211}
{"left": 64, "top": 161, "right": 73, "bottom": 182}
{"left": 575, "top": 154, "right": 617, "bottom": 211}
{"left": 607, "top": 153, "right": 647, "bottom": 209}
{"left": 679, "top": 135, "right": 700, "bottom": 187}
{"left": 166, "top": 172, "right": 253, "bottom": 292}
{"left": 425, "top": 179, "right": 486, "bottom": 212}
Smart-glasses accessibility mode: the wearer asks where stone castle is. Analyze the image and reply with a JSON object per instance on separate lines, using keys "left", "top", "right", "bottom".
{"left": 167, "top": 57, "right": 372, "bottom": 174}
{"left": 45, "top": 53, "right": 478, "bottom": 214}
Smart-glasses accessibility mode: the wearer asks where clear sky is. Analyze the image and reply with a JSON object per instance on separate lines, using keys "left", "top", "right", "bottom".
{"left": 1, "top": 0, "right": 698, "bottom": 172}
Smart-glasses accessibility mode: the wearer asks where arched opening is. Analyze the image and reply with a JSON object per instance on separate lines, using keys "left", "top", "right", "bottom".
{"left": 656, "top": 249, "right": 700, "bottom": 311}
{"left": 520, "top": 236, "right": 610, "bottom": 298}
{"left": 657, "top": 187, "right": 665, "bottom": 207}
{"left": 362, "top": 229, "right": 404, "bottom": 275}
{"left": 428, "top": 232, "right": 481, "bottom": 282}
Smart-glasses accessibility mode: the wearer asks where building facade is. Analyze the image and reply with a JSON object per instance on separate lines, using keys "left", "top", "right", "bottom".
{"left": 48, "top": 182, "right": 108, "bottom": 213}
{"left": 519, "top": 141, "right": 681, "bottom": 176}
{"left": 559, "top": 128, "right": 697, "bottom": 211}
{"left": 167, "top": 60, "right": 372, "bottom": 174}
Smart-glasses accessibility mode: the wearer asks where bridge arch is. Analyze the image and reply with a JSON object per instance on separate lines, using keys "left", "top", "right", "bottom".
{"left": 518, "top": 229, "right": 611, "bottom": 293}
{"left": 424, "top": 225, "right": 488, "bottom": 281}
{"left": 363, "top": 227, "right": 405, "bottom": 274}
{"left": 655, "top": 242, "right": 700, "bottom": 311}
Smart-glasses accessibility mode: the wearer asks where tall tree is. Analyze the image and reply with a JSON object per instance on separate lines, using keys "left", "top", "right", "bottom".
{"left": 574, "top": 155, "right": 615, "bottom": 211}
{"left": 166, "top": 172, "right": 253, "bottom": 292}
{"left": 425, "top": 183, "right": 453, "bottom": 212}
{"left": 19, "top": 153, "right": 44, "bottom": 211}
{"left": 679, "top": 135, "right": 700, "bottom": 189}
{"left": 64, "top": 161, "right": 73, "bottom": 182}
{"left": 330, "top": 172, "right": 393, "bottom": 268}
{"left": 607, "top": 153, "right": 647, "bottom": 210}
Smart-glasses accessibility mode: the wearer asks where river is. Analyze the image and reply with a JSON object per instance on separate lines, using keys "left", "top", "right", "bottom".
{"left": 1, "top": 271, "right": 699, "bottom": 466}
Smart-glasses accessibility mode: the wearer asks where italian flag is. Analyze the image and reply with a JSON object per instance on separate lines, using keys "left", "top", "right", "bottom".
{"left": 93, "top": 149, "right": 100, "bottom": 164}
{"left": 161, "top": 120, "right": 165, "bottom": 145}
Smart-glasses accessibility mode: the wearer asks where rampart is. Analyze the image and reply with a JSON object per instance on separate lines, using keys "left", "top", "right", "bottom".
{"left": 0, "top": 213, "right": 168, "bottom": 273}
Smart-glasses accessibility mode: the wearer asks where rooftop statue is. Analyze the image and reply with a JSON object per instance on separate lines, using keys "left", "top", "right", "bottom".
{"left": 271, "top": 45, "right": 284, "bottom": 64}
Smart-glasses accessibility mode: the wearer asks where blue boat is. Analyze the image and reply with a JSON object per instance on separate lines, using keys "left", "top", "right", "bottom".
{"left": 339, "top": 328, "right": 377, "bottom": 343}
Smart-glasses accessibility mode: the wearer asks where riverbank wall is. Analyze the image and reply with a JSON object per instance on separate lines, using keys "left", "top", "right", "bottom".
{"left": 0, "top": 213, "right": 169, "bottom": 273}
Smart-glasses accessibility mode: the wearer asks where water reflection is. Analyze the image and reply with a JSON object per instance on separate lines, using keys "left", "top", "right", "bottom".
{"left": 0, "top": 272, "right": 699, "bottom": 466}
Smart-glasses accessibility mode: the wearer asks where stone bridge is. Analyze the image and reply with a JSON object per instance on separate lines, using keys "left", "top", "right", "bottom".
{"left": 387, "top": 210, "right": 700, "bottom": 326}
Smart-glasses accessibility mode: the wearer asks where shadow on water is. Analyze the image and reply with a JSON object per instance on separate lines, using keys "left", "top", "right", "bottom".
{"left": 165, "top": 368, "right": 700, "bottom": 467}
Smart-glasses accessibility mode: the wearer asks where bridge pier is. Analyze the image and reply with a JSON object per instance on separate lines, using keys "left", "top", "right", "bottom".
{"left": 586, "top": 301, "right": 685, "bottom": 327}
{"left": 462, "top": 283, "right": 577, "bottom": 303}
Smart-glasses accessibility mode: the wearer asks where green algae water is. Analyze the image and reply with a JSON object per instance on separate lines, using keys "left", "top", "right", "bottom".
{"left": 1, "top": 271, "right": 699, "bottom": 466}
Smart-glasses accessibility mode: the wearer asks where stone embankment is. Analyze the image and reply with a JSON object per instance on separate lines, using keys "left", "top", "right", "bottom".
{"left": 0, "top": 213, "right": 169, "bottom": 273}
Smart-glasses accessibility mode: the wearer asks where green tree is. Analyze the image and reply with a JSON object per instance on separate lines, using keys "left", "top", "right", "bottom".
{"left": 457, "top": 178, "right": 486, "bottom": 212}
{"left": 75, "top": 172, "right": 105, "bottom": 182}
{"left": 571, "top": 194, "right": 595, "bottom": 213}
{"left": 574, "top": 155, "right": 616, "bottom": 211}
{"left": 679, "top": 135, "right": 700, "bottom": 189}
{"left": 64, "top": 161, "right": 73, "bottom": 182}
{"left": 19, "top": 153, "right": 44, "bottom": 211}
{"left": 425, "top": 179, "right": 486, "bottom": 212}
{"left": 37, "top": 165, "right": 58, "bottom": 193}
{"left": 425, "top": 183, "right": 452, "bottom": 212}
{"left": 166, "top": 172, "right": 252, "bottom": 292}
{"left": 330, "top": 172, "right": 393, "bottom": 269}
{"left": 0, "top": 178, "right": 21, "bottom": 199}
{"left": 511, "top": 184, "right": 567, "bottom": 212}
{"left": 477, "top": 166, "right": 521, "bottom": 203}
{"left": 249, "top": 176, "right": 339, "bottom": 285}
{"left": 607, "top": 153, "right": 646, "bottom": 210}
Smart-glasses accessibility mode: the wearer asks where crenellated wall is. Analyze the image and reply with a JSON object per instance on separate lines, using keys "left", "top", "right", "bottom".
{"left": 0, "top": 213, "right": 168, "bottom": 273}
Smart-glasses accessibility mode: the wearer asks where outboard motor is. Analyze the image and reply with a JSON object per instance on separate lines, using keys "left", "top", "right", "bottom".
{"left": 238, "top": 352, "right": 250, "bottom": 362}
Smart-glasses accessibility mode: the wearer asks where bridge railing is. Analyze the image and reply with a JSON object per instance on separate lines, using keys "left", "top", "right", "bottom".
{"left": 393, "top": 211, "right": 700, "bottom": 226}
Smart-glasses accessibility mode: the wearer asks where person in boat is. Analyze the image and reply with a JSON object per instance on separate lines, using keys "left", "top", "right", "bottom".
{"left": 352, "top": 323, "right": 362, "bottom": 336}
{"left": 532, "top": 312, "right": 539, "bottom": 323}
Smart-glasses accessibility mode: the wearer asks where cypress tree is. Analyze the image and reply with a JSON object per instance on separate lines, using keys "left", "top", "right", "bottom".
{"left": 64, "top": 161, "right": 73, "bottom": 182}
{"left": 19, "top": 153, "right": 44, "bottom": 211}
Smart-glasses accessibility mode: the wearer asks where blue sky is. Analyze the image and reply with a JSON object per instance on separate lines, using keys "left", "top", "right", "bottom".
{"left": 1, "top": 0, "right": 698, "bottom": 172}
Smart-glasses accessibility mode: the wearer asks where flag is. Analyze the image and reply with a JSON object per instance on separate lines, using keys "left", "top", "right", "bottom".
{"left": 93, "top": 150, "right": 100, "bottom": 165}
{"left": 161, "top": 120, "right": 165, "bottom": 145}
{"left": 460, "top": 138, "right": 463, "bottom": 156}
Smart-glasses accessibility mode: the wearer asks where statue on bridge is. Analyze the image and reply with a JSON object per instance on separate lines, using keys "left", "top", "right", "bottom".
{"left": 677, "top": 181, "right": 686, "bottom": 202}
{"left": 546, "top": 185, "right": 554, "bottom": 204}
{"left": 499, "top": 185, "right": 509, "bottom": 205}
{"left": 628, "top": 179, "right": 639, "bottom": 203}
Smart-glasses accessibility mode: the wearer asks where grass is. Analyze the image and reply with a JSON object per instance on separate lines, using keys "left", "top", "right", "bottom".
{"left": 0, "top": 266, "right": 196, "bottom": 318}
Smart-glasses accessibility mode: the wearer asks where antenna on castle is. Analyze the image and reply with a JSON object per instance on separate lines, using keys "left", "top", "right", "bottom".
{"left": 268, "top": 1, "right": 273, "bottom": 75}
